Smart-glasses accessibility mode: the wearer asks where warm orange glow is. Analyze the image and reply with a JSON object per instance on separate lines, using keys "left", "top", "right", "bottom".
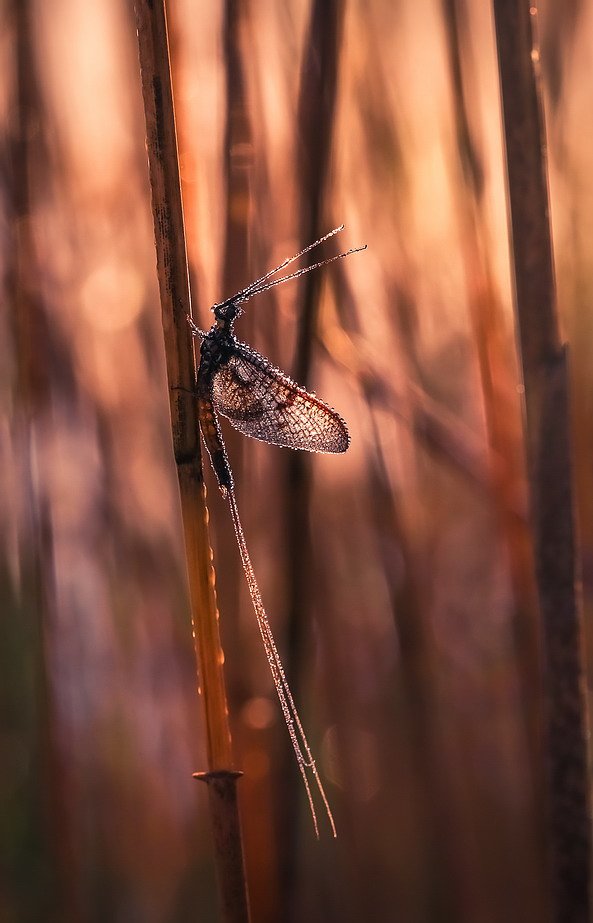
{"left": 4, "top": 0, "right": 593, "bottom": 920}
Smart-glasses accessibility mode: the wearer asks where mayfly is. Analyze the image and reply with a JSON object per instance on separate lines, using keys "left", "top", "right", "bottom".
{"left": 189, "top": 226, "right": 366, "bottom": 836}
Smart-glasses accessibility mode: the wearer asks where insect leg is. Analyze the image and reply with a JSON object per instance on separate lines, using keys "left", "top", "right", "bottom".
{"left": 187, "top": 315, "right": 207, "bottom": 340}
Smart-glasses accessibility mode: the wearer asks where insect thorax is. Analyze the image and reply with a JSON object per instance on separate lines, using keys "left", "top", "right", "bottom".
{"left": 201, "top": 327, "right": 236, "bottom": 366}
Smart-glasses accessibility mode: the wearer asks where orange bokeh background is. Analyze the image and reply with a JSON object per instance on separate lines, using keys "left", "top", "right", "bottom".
{"left": 3, "top": 1, "right": 593, "bottom": 921}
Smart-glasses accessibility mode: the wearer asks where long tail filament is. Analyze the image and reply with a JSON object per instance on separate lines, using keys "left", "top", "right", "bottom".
{"left": 227, "top": 489, "right": 336, "bottom": 838}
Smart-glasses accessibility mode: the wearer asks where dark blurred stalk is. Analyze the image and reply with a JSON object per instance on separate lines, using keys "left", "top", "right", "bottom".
{"left": 493, "top": 2, "right": 591, "bottom": 920}
{"left": 219, "top": 0, "right": 250, "bottom": 613}
{"left": 222, "top": 0, "right": 251, "bottom": 298}
{"left": 134, "top": 3, "right": 250, "bottom": 921}
{"left": 294, "top": 0, "right": 344, "bottom": 382}
{"left": 279, "top": 0, "right": 344, "bottom": 909}
{"left": 218, "top": 0, "right": 250, "bottom": 754}
{"left": 365, "top": 406, "right": 463, "bottom": 920}
{"left": 3, "top": 1, "right": 82, "bottom": 919}
{"left": 217, "top": 4, "right": 280, "bottom": 918}
{"left": 442, "top": 1, "right": 549, "bottom": 917}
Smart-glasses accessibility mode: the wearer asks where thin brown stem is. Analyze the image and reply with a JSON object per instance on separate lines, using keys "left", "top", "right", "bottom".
{"left": 493, "top": 2, "right": 591, "bottom": 920}
{"left": 442, "top": 1, "right": 548, "bottom": 914}
{"left": 134, "top": 2, "right": 250, "bottom": 921}
{"left": 277, "top": 1, "right": 345, "bottom": 903}
{"left": 7, "top": 2, "right": 82, "bottom": 917}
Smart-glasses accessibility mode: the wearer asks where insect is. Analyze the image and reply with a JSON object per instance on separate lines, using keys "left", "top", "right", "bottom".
{"left": 189, "top": 226, "right": 365, "bottom": 492}
{"left": 188, "top": 226, "right": 365, "bottom": 836}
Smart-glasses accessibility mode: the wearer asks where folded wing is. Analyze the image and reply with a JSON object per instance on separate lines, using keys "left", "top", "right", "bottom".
{"left": 211, "top": 343, "right": 350, "bottom": 454}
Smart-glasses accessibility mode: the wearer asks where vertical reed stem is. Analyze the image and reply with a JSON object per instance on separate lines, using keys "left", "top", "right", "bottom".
{"left": 8, "top": 2, "right": 83, "bottom": 916}
{"left": 277, "top": 1, "right": 344, "bottom": 899}
{"left": 134, "top": 3, "right": 250, "bottom": 920}
{"left": 493, "top": 3, "right": 591, "bottom": 920}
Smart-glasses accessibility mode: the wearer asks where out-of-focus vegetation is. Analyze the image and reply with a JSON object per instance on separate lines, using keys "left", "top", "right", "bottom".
{"left": 2, "top": 0, "right": 592, "bottom": 920}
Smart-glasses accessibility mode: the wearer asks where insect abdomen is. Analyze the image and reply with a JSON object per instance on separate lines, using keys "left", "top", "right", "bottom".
{"left": 198, "top": 395, "right": 234, "bottom": 491}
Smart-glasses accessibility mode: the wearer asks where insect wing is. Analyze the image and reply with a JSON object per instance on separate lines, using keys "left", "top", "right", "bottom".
{"left": 211, "top": 343, "right": 350, "bottom": 454}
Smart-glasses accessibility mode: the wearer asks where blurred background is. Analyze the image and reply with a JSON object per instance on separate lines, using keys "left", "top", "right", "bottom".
{"left": 2, "top": 0, "right": 592, "bottom": 920}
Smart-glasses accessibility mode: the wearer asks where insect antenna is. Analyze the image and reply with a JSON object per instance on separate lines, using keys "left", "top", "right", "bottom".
{"left": 242, "top": 225, "right": 344, "bottom": 293}
{"left": 224, "top": 225, "right": 366, "bottom": 307}
{"left": 245, "top": 242, "right": 367, "bottom": 300}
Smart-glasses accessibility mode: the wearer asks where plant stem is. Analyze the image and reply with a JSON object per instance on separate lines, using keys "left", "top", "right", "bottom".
{"left": 493, "top": 3, "right": 591, "bottom": 920}
{"left": 134, "top": 3, "right": 250, "bottom": 920}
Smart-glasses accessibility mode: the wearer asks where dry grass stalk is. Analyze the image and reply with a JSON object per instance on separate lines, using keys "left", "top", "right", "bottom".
{"left": 134, "top": 2, "right": 250, "bottom": 920}
{"left": 7, "top": 2, "right": 82, "bottom": 917}
{"left": 442, "top": 0, "right": 547, "bottom": 913}
{"left": 493, "top": 2, "right": 591, "bottom": 919}
{"left": 277, "top": 0, "right": 345, "bottom": 888}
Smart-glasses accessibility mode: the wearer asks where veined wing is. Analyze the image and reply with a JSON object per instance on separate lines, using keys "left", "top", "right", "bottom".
{"left": 211, "top": 342, "right": 350, "bottom": 454}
